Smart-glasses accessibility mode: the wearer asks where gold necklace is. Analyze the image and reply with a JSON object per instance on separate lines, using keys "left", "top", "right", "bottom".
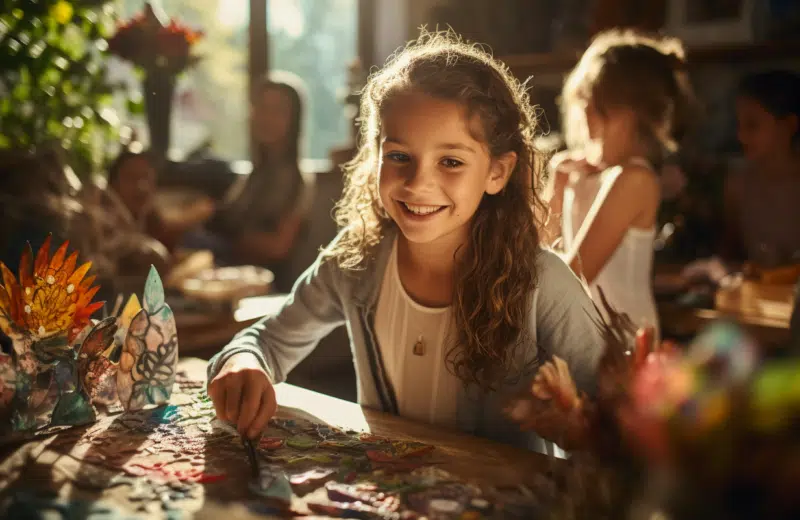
{"left": 412, "top": 335, "right": 425, "bottom": 356}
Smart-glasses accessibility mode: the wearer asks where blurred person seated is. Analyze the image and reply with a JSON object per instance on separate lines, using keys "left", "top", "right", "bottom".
{"left": 203, "top": 75, "right": 311, "bottom": 292}
{"left": 723, "top": 70, "right": 800, "bottom": 272}
{"left": 106, "top": 148, "right": 215, "bottom": 254}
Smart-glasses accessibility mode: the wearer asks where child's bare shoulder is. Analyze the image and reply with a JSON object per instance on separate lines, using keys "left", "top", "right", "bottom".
{"left": 615, "top": 163, "right": 660, "bottom": 197}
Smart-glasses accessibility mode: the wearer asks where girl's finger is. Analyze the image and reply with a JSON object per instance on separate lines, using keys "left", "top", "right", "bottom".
{"left": 225, "top": 380, "right": 243, "bottom": 424}
{"left": 237, "top": 382, "right": 262, "bottom": 435}
{"left": 247, "top": 388, "right": 277, "bottom": 439}
{"left": 209, "top": 383, "right": 227, "bottom": 421}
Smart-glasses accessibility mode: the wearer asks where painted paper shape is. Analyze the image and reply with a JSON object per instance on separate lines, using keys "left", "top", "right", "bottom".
{"left": 117, "top": 266, "right": 178, "bottom": 411}
{"left": 0, "top": 237, "right": 103, "bottom": 343}
{"left": 2, "top": 236, "right": 181, "bottom": 434}
{"left": 114, "top": 294, "right": 141, "bottom": 350}
{"left": 0, "top": 237, "right": 104, "bottom": 433}
{"left": 0, "top": 352, "right": 17, "bottom": 421}
{"left": 77, "top": 317, "right": 119, "bottom": 405}
{"left": 249, "top": 466, "right": 293, "bottom": 502}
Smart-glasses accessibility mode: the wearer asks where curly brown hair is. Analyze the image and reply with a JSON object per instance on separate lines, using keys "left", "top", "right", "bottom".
{"left": 327, "top": 30, "right": 547, "bottom": 390}
{"left": 562, "top": 29, "right": 696, "bottom": 161}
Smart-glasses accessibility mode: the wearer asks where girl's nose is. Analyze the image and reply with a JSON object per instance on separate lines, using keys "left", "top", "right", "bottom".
{"left": 404, "top": 161, "right": 436, "bottom": 190}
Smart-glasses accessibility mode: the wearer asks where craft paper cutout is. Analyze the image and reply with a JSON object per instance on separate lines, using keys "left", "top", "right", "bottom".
{"left": 0, "top": 237, "right": 103, "bottom": 342}
{"left": 77, "top": 317, "right": 120, "bottom": 405}
{"left": 249, "top": 466, "right": 293, "bottom": 502}
{"left": 117, "top": 266, "right": 178, "bottom": 411}
{"left": 0, "top": 237, "right": 102, "bottom": 432}
{"left": 0, "top": 237, "right": 179, "bottom": 434}
{"left": 115, "top": 294, "right": 141, "bottom": 349}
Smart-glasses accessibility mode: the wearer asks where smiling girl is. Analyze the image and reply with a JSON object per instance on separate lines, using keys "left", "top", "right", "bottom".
{"left": 206, "top": 32, "right": 603, "bottom": 452}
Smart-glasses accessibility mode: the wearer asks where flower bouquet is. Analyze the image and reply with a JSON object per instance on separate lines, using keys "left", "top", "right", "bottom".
{"left": 106, "top": 2, "right": 203, "bottom": 159}
{"left": 508, "top": 293, "right": 800, "bottom": 519}
{"left": 0, "top": 236, "right": 179, "bottom": 438}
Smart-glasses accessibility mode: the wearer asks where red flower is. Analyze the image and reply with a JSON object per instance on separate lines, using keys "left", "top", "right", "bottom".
{"left": 106, "top": 3, "right": 202, "bottom": 75}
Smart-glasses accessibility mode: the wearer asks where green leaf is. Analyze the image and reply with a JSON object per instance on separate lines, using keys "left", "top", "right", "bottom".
{"left": 126, "top": 97, "right": 143, "bottom": 116}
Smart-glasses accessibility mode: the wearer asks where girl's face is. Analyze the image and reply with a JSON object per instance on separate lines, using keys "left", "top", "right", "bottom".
{"left": 737, "top": 96, "right": 797, "bottom": 163}
{"left": 113, "top": 156, "right": 156, "bottom": 218}
{"left": 378, "top": 92, "right": 515, "bottom": 248}
{"left": 252, "top": 87, "right": 293, "bottom": 149}
{"left": 584, "top": 97, "right": 638, "bottom": 167}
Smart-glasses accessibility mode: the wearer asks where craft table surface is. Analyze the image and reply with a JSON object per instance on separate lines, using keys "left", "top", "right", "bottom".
{"left": 0, "top": 358, "right": 560, "bottom": 518}
{"left": 654, "top": 265, "right": 791, "bottom": 347}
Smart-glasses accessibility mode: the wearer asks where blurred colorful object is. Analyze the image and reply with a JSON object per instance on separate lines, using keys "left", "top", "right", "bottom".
{"left": 0, "top": 237, "right": 179, "bottom": 435}
{"left": 508, "top": 300, "right": 800, "bottom": 519}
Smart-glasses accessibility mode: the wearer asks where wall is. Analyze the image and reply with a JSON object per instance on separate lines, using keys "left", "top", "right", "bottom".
{"left": 406, "top": 0, "right": 558, "bottom": 55}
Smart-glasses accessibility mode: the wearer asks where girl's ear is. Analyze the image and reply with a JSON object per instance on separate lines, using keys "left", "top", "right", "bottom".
{"left": 486, "top": 151, "right": 518, "bottom": 195}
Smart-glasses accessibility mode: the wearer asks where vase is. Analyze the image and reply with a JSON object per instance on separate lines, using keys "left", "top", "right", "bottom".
{"left": 143, "top": 71, "right": 175, "bottom": 163}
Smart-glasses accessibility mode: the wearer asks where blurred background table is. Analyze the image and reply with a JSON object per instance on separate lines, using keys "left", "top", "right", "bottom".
{"left": 655, "top": 264, "right": 794, "bottom": 349}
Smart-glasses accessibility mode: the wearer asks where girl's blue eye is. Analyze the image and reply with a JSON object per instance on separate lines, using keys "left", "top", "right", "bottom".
{"left": 385, "top": 152, "right": 409, "bottom": 163}
{"left": 441, "top": 158, "right": 463, "bottom": 168}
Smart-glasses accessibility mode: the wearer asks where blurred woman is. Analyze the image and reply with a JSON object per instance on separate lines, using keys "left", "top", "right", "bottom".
{"left": 210, "top": 74, "right": 310, "bottom": 291}
{"left": 0, "top": 147, "right": 117, "bottom": 301}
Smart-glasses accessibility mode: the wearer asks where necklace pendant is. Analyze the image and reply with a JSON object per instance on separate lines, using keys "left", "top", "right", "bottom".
{"left": 412, "top": 335, "right": 425, "bottom": 356}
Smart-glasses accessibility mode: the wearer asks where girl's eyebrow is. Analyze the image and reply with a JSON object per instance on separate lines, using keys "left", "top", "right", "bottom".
{"left": 437, "top": 143, "right": 477, "bottom": 154}
{"left": 383, "top": 137, "right": 477, "bottom": 154}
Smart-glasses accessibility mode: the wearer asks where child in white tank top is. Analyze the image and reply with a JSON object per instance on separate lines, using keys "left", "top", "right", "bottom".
{"left": 545, "top": 29, "right": 698, "bottom": 339}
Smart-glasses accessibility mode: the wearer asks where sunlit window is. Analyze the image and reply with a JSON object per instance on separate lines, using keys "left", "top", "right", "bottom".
{"left": 268, "top": 0, "right": 358, "bottom": 167}
{"left": 111, "top": 0, "right": 357, "bottom": 167}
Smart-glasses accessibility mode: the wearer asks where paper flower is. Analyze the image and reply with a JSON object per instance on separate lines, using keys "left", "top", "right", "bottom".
{"left": 0, "top": 236, "right": 103, "bottom": 342}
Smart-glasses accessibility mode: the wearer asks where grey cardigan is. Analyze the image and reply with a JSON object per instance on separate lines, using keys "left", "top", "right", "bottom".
{"left": 208, "top": 227, "right": 604, "bottom": 453}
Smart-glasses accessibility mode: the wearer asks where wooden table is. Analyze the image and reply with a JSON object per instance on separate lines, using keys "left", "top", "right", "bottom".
{"left": 655, "top": 266, "right": 792, "bottom": 347}
{"left": 0, "top": 359, "right": 559, "bottom": 518}
{"left": 659, "top": 301, "right": 790, "bottom": 346}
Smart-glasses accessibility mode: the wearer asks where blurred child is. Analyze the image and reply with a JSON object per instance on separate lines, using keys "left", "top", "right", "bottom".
{"left": 546, "top": 29, "right": 696, "bottom": 339}
{"left": 107, "top": 149, "right": 215, "bottom": 253}
{"left": 723, "top": 70, "right": 800, "bottom": 268}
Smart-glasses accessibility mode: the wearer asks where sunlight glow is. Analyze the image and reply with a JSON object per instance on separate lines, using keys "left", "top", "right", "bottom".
{"left": 216, "top": 0, "right": 248, "bottom": 29}
{"left": 216, "top": 0, "right": 305, "bottom": 37}
{"left": 269, "top": 0, "right": 305, "bottom": 38}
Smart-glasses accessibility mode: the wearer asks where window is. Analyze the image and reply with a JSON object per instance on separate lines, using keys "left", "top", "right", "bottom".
{"left": 110, "top": 0, "right": 357, "bottom": 168}
{"left": 269, "top": 0, "right": 358, "bottom": 166}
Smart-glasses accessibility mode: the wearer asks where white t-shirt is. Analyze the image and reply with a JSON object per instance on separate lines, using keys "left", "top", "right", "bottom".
{"left": 374, "top": 239, "right": 461, "bottom": 429}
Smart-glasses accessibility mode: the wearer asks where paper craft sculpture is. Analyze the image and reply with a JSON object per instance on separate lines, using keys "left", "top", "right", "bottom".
{"left": 0, "top": 237, "right": 179, "bottom": 434}
{"left": 116, "top": 267, "right": 179, "bottom": 411}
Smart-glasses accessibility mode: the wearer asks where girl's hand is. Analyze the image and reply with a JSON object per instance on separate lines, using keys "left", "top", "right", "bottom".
{"left": 208, "top": 352, "right": 277, "bottom": 439}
